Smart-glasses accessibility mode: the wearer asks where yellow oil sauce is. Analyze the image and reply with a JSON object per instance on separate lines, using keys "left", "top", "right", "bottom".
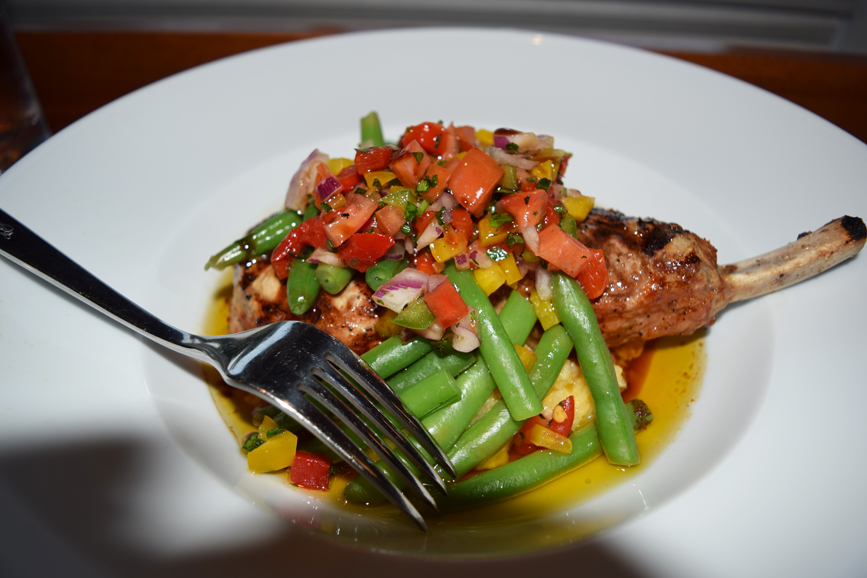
{"left": 202, "top": 272, "right": 706, "bottom": 516}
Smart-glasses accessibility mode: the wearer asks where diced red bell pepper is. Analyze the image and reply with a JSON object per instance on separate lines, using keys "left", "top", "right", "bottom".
{"left": 401, "top": 121, "right": 444, "bottom": 155}
{"left": 449, "top": 208, "right": 473, "bottom": 242}
{"left": 576, "top": 248, "right": 609, "bottom": 299}
{"left": 448, "top": 147, "right": 504, "bottom": 218}
{"left": 354, "top": 146, "right": 395, "bottom": 174}
{"left": 336, "top": 165, "right": 363, "bottom": 193}
{"left": 423, "top": 280, "right": 470, "bottom": 329}
{"left": 548, "top": 396, "right": 575, "bottom": 437}
{"left": 289, "top": 450, "right": 332, "bottom": 491}
{"left": 413, "top": 250, "right": 439, "bottom": 275}
{"left": 374, "top": 204, "right": 405, "bottom": 237}
{"left": 322, "top": 193, "right": 379, "bottom": 247}
{"left": 271, "top": 217, "right": 328, "bottom": 279}
{"left": 498, "top": 189, "right": 548, "bottom": 229}
{"left": 512, "top": 414, "right": 550, "bottom": 456}
{"left": 389, "top": 140, "right": 431, "bottom": 188}
{"left": 418, "top": 163, "right": 451, "bottom": 203}
{"left": 336, "top": 232, "right": 395, "bottom": 272}
{"left": 414, "top": 210, "right": 437, "bottom": 236}
{"left": 536, "top": 223, "right": 595, "bottom": 278}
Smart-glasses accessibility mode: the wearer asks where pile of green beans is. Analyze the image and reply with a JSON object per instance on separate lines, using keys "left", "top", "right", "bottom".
{"left": 435, "top": 400, "right": 652, "bottom": 513}
{"left": 444, "top": 261, "right": 543, "bottom": 421}
{"left": 204, "top": 210, "right": 302, "bottom": 271}
{"left": 552, "top": 272, "right": 640, "bottom": 466}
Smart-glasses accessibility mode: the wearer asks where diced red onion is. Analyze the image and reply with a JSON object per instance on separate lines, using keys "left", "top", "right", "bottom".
{"left": 415, "top": 320, "right": 445, "bottom": 341}
{"left": 521, "top": 226, "right": 540, "bottom": 254}
{"left": 483, "top": 145, "right": 539, "bottom": 170}
{"left": 285, "top": 149, "right": 329, "bottom": 211}
{"left": 453, "top": 253, "right": 471, "bottom": 271}
{"left": 492, "top": 129, "right": 555, "bottom": 154}
{"left": 451, "top": 310, "right": 480, "bottom": 352}
{"left": 429, "top": 192, "right": 458, "bottom": 211}
{"left": 316, "top": 174, "right": 342, "bottom": 200}
{"left": 308, "top": 247, "right": 344, "bottom": 267}
{"left": 427, "top": 274, "right": 447, "bottom": 292}
{"left": 564, "top": 188, "right": 584, "bottom": 198}
{"left": 441, "top": 209, "right": 453, "bottom": 225}
{"left": 416, "top": 220, "right": 444, "bottom": 249}
{"left": 384, "top": 244, "right": 405, "bottom": 260}
{"left": 372, "top": 268, "right": 430, "bottom": 312}
{"left": 535, "top": 267, "right": 553, "bottom": 300}
{"left": 404, "top": 237, "right": 415, "bottom": 254}
{"left": 467, "top": 241, "right": 495, "bottom": 269}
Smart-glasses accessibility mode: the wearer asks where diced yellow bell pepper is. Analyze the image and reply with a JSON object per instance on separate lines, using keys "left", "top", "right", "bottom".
{"left": 561, "top": 196, "right": 595, "bottom": 221}
{"left": 514, "top": 344, "right": 537, "bottom": 373}
{"left": 326, "top": 157, "right": 354, "bottom": 175}
{"left": 258, "top": 415, "right": 279, "bottom": 438}
{"left": 247, "top": 430, "right": 298, "bottom": 473}
{"left": 476, "top": 129, "right": 494, "bottom": 147}
{"left": 431, "top": 236, "right": 466, "bottom": 263}
{"left": 527, "top": 423, "right": 572, "bottom": 454}
{"left": 529, "top": 288, "right": 561, "bottom": 330}
{"left": 363, "top": 170, "right": 397, "bottom": 190}
{"left": 473, "top": 266, "right": 506, "bottom": 296}
{"left": 476, "top": 443, "right": 510, "bottom": 471}
{"left": 497, "top": 253, "right": 523, "bottom": 285}
{"left": 531, "top": 159, "right": 556, "bottom": 182}
{"left": 325, "top": 192, "right": 347, "bottom": 210}
{"left": 478, "top": 216, "right": 510, "bottom": 247}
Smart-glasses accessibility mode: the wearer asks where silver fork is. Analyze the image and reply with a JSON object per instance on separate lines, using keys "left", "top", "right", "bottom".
{"left": 0, "top": 208, "right": 455, "bottom": 530}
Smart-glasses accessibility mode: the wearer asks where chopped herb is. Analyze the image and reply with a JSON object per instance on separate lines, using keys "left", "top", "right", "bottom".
{"left": 326, "top": 238, "right": 334, "bottom": 251}
{"left": 527, "top": 176, "right": 538, "bottom": 183}
{"left": 266, "top": 427, "right": 286, "bottom": 438}
{"left": 430, "top": 174, "right": 438, "bottom": 187}
{"left": 400, "top": 223, "right": 413, "bottom": 235}
{"left": 372, "top": 178, "right": 382, "bottom": 189}
{"left": 506, "top": 142, "right": 519, "bottom": 153}
{"left": 413, "top": 151, "right": 425, "bottom": 164}
{"left": 243, "top": 434, "right": 264, "bottom": 452}
{"left": 486, "top": 246, "right": 509, "bottom": 261}
{"left": 404, "top": 202, "right": 420, "bottom": 222}
{"left": 488, "top": 213, "right": 514, "bottom": 228}
{"left": 506, "top": 232, "right": 525, "bottom": 247}
{"left": 320, "top": 202, "right": 333, "bottom": 213}
{"left": 524, "top": 195, "right": 530, "bottom": 205}
{"left": 553, "top": 204, "right": 567, "bottom": 215}
{"left": 436, "top": 206, "right": 446, "bottom": 226}
{"left": 355, "top": 187, "right": 367, "bottom": 195}
{"left": 416, "top": 177, "right": 431, "bottom": 193}
{"left": 538, "top": 178, "right": 552, "bottom": 190}
{"left": 434, "top": 134, "right": 442, "bottom": 149}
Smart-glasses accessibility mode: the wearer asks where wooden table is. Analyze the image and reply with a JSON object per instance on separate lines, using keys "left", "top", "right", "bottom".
{"left": 14, "top": 30, "right": 867, "bottom": 144}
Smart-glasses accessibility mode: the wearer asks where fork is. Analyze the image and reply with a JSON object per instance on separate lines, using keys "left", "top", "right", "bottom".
{"left": 0, "top": 208, "right": 455, "bottom": 530}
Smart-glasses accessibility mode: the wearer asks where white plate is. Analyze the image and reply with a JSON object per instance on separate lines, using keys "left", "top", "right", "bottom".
{"left": 1, "top": 28, "right": 865, "bottom": 576}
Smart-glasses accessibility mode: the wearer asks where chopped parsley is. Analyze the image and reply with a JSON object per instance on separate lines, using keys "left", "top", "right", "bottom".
{"left": 486, "top": 246, "right": 509, "bottom": 261}
{"left": 506, "top": 142, "right": 519, "bottom": 153}
{"left": 488, "top": 213, "right": 514, "bottom": 228}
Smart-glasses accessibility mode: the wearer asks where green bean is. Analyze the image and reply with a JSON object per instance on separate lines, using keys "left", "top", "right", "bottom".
{"left": 360, "top": 111, "right": 385, "bottom": 147}
{"left": 343, "top": 291, "right": 537, "bottom": 504}
{"left": 365, "top": 258, "right": 406, "bottom": 291}
{"left": 552, "top": 272, "right": 640, "bottom": 466}
{"left": 436, "top": 400, "right": 652, "bottom": 513}
{"left": 448, "top": 324, "right": 573, "bottom": 478}
{"left": 286, "top": 258, "right": 320, "bottom": 315}
{"left": 360, "top": 336, "right": 432, "bottom": 379}
{"left": 444, "top": 261, "right": 542, "bottom": 421}
{"left": 399, "top": 369, "right": 460, "bottom": 419}
{"left": 315, "top": 263, "right": 354, "bottom": 295}
{"left": 204, "top": 210, "right": 302, "bottom": 270}
{"left": 387, "top": 350, "right": 475, "bottom": 393}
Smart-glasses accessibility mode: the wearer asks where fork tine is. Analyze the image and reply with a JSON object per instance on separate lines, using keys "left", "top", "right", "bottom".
{"left": 297, "top": 373, "right": 439, "bottom": 511}
{"left": 324, "top": 347, "right": 458, "bottom": 480}
{"left": 265, "top": 388, "right": 429, "bottom": 531}
{"left": 310, "top": 361, "right": 448, "bottom": 497}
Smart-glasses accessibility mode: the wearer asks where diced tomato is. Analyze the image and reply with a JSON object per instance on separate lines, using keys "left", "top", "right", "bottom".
{"left": 414, "top": 210, "right": 437, "bottom": 236}
{"left": 354, "top": 146, "right": 395, "bottom": 174}
{"left": 413, "top": 250, "right": 440, "bottom": 275}
{"left": 322, "top": 193, "right": 379, "bottom": 247}
{"left": 548, "top": 396, "right": 575, "bottom": 437}
{"left": 336, "top": 165, "right": 363, "bottom": 193}
{"left": 576, "top": 248, "right": 609, "bottom": 299}
{"left": 401, "top": 122, "right": 444, "bottom": 155}
{"left": 449, "top": 208, "right": 473, "bottom": 242}
{"left": 418, "top": 163, "right": 451, "bottom": 203}
{"left": 423, "top": 280, "right": 470, "bottom": 329}
{"left": 434, "top": 123, "right": 460, "bottom": 160}
{"left": 389, "top": 140, "right": 431, "bottom": 188}
{"left": 289, "top": 450, "right": 332, "bottom": 491}
{"left": 543, "top": 198, "right": 561, "bottom": 227}
{"left": 498, "top": 189, "right": 548, "bottom": 228}
{"left": 336, "top": 232, "right": 395, "bottom": 272}
{"left": 454, "top": 125, "right": 476, "bottom": 152}
{"left": 448, "top": 147, "right": 504, "bottom": 218}
{"left": 516, "top": 168, "right": 537, "bottom": 192}
{"left": 374, "top": 204, "right": 405, "bottom": 237}
{"left": 535, "top": 223, "right": 595, "bottom": 278}
{"left": 271, "top": 217, "right": 328, "bottom": 279}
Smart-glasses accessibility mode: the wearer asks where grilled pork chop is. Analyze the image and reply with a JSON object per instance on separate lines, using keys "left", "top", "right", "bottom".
{"left": 228, "top": 210, "right": 865, "bottom": 350}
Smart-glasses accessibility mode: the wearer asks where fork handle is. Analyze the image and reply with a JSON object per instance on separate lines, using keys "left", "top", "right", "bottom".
{"left": 0, "top": 208, "right": 196, "bottom": 354}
